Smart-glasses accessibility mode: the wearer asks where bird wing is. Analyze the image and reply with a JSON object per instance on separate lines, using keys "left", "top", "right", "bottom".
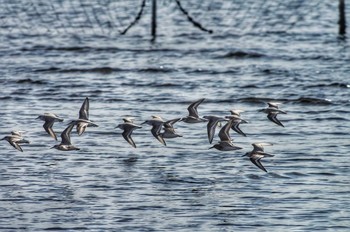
{"left": 10, "top": 140, "right": 23, "bottom": 152}
{"left": 123, "top": 117, "right": 134, "bottom": 123}
{"left": 231, "top": 121, "right": 246, "bottom": 137}
{"left": 207, "top": 119, "right": 219, "bottom": 144}
{"left": 151, "top": 124, "right": 166, "bottom": 146}
{"left": 79, "top": 97, "right": 89, "bottom": 120}
{"left": 267, "top": 102, "right": 280, "bottom": 109}
{"left": 61, "top": 124, "right": 74, "bottom": 145}
{"left": 250, "top": 156, "right": 268, "bottom": 172}
{"left": 252, "top": 143, "right": 273, "bottom": 152}
{"left": 230, "top": 109, "right": 244, "bottom": 116}
{"left": 76, "top": 121, "right": 89, "bottom": 136}
{"left": 187, "top": 98, "right": 205, "bottom": 118}
{"left": 122, "top": 129, "right": 137, "bottom": 148}
{"left": 218, "top": 119, "right": 234, "bottom": 141}
{"left": 43, "top": 120, "right": 57, "bottom": 140}
{"left": 267, "top": 113, "right": 284, "bottom": 127}
{"left": 164, "top": 118, "right": 181, "bottom": 128}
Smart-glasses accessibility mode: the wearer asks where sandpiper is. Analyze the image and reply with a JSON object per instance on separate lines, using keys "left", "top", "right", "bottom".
{"left": 242, "top": 143, "right": 274, "bottom": 172}
{"left": 209, "top": 140, "right": 242, "bottom": 151}
{"left": 116, "top": 118, "right": 142, "bottom": 148}
{"left": 209, "top": 119, "right": 242, "bottom": 151}
{"left": 51, "top": 124, "right": 80, "bottom": 151}
{"left": 203, "top": 115, "right": 227, "bottom": 144}
{"left": 142, "top": 115, "right": 166, "bottom": 146}
{"left": 37, "top": 113, "right": 64, "bottom": 140}
{"left": 180, "top": 98, "right": 207, "bottom": 123}
{"left": 1, "top": 131, "right": 30, "bottom": 152}
{"left": 160, "top": 118, "right": 182, "bottom": 139}
{"left": 225, "top": 114, "right": 248, "bottom": 137}
{"left": 260, "top": 102, "right": 286, "bottom": 127}
{"left": 69, "top": 97, "right": 99, "bottom": 135}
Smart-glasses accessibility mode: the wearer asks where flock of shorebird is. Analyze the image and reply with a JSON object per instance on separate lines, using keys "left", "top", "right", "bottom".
{"left": 1, "top": 97, "right": 287, "bottom": 172}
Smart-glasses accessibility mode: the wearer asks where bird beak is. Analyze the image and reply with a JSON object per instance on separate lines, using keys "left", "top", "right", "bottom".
{"left": 141, "top": 121, "right": 147, "bottom": 125}
{"left": 208, "top": 146, "right": 214, "bottom": 150}
{"left": 50, "top": 146, "right": 55, "bottom": 149}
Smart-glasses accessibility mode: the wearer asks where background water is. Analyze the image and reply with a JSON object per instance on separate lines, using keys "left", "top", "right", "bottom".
{"left": 0, "top": 0, "right": 350, "bottom": 231}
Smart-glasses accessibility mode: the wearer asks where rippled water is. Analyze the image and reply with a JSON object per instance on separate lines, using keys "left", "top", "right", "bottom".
{"left": 1, "top": 0, "right": 350, "bottom": 231}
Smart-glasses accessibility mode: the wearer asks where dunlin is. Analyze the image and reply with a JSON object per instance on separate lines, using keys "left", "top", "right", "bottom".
{"left": 142, "top": 115, "right": 166, "bottom": 146}
{"left": 37, "top": 113, "right": 64, "bottom": 140}
{"left": 116, "top": 118, "right": 142, "bottom": 148}
{"left": 51, "top": 124, "right": 80, "bottom": 151}
{"left": 210, "top": 119, "right": 242, "bottom": 151}
{"left": 1, "top": 131, "right": 30, "bottom": 152}
{"left": 69, "top": 97, "right": 99, "bottom": 135}
{"left": 260, "top": 102, "right": 286, "bottom": 127}
{"left": 203, "top": 115, "right": 227, "bottom": 144}
{"left": 180, "top": 98, "right": 207, "bottom": 123}
{"left": 160, "top": 118, "right": 183, "bottom": 139}
{"left": 225, "top": 114, "right": 248, "bottom": 137}
{"left": 242, "top": 142, "right": 274, "bottom": 172}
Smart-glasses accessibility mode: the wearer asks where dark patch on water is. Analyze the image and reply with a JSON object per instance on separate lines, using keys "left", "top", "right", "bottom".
{"left": 16, "top": 78, "right": 46, "bottom": 85}
{"left": 296, "top": 97, "right": 333, "bottom": 105}
{"left": 43, "top": 227, "right": 88, "bottom": 231}
{"left": 307, "top": 82, "right": 350, "bottom": 88}
{"left": 217, "top": 50, "right": 266, "bottom": 59}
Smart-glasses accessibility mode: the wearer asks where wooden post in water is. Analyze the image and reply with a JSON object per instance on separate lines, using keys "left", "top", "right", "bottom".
{"left": 339, "top": 0, "right": 346, "bottom": 35}
{"left": 151, "top": 0, "right": 157, "bottom": 42}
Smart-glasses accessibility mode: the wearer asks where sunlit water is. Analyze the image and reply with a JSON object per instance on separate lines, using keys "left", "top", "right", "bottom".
{"left": 0, "top": 0, "right": 349, "bottom": 231}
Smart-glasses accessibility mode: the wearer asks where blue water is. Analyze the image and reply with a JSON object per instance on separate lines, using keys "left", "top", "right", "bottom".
{"left": 0, "top": 0, "right": 350, "bottom": 231}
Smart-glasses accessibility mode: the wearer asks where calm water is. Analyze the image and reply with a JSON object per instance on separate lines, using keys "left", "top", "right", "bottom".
{"left": 1, "top": 0, "right": 350, "bottom": 231}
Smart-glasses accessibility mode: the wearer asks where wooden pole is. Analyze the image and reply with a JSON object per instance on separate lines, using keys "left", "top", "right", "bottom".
{"left": 151, "top": 0, "right": 157, "bottom": 42}
{"left": 339, "top": 0, "right": 346, "bottom": 35}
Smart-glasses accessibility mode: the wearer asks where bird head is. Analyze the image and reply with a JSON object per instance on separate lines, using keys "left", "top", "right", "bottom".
{"left": 242, "top": 152, "right": 250, "bottom": 157}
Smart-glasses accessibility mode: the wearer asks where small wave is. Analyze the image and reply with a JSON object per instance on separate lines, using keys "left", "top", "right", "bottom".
{"left": 285, "top": 172, "right": 309, "bottom": 177}
{"left": 43, "top": 227, "right": 88, "bottom": 231}
{"left": 241, "top": 84, "right": 259, "bottom": 89}
{"left": 35, "top": 67, "right": 118, "bottom": 74}
{"left": 237, "top": 97, "right": 287, "bottom": 104}
{"left": 150, "top": 82, "right": 183, "bottom": 88}
{"left": 137, "top": 67, "right": 175, "bottom": 73}
{"left": 0, "top": 96, "right": 12, "bottom": 100}
{"left": 238, "top": 97, "right": 333, "bottom": 105}
{"left": 307, "top": 82, "right": 350, "bottom": 88}
{"left": 34, "top": 66, "right": 176, "bottom": 74}
{"left": 121, "top": 81, "right": 183, "bottom": 88}
{"left": 217, "top": 50, "right": 265, "bottom": 59}
{"left": 296, "top": 97, "right": 333, "bottom": 105}
{"left": 21, "top": 45, "right": 182, "bottom": 54}
{"left": 284, "top": 158, "right": 324, "bottom": 162}
{"left": 16, "top": 78, "right": 46, "bottom": 85}
{"left": 308, "top": 172, "right": 336, "bottom": 176}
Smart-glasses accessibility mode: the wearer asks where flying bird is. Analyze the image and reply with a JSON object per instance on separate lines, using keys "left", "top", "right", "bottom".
{"left": 260, "top": 102, "right": 287, "bottom": 127}
{"left": 1, "top": 131, "right": 30, "bottom": 152}
{"left": 203, "top": 115, "right": 227, "bottom": 144}
{"left": 142, "top": 115, "right": 166, "bottom": 146}
{"left": 180, "top": 98, "right": 207, "bottom": 123}
{"left": 209, "top": 119, "right": 242, "bottom": 151}
{"left": 37, "top": 113, "right": 64, "bottom": 140}
{"left": 242, "top": 142, "right": 274, "bottom": 172}
{"left": 116, "top": 118, "right": 142, "bottom": 148}
{"left": 51, "top": 124, "right": 80, "bottom": 151}
{"left": 160, "top": 118, "right": 183, "bottom": 139}
{"left": 69, "top": 97, "right": 99, "bottom": 135}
